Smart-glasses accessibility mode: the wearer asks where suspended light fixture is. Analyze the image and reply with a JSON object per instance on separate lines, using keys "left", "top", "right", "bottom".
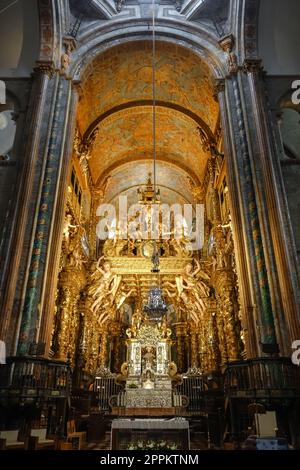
{"left": 143, "top": 287, "right": 168, "bottom": 320}
{"left": 142, "top": 0, "right": 168, "bottom": 318}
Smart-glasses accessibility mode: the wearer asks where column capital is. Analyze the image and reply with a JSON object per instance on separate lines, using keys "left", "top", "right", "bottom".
{"left": 33, "top": 60, "right": 55, "bottom": 78}
{"left": 243, "top": 59, "right": 263, "bottom": 74}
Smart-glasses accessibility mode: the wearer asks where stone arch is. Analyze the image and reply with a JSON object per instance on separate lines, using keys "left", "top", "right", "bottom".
{"left": 70, "top": 23, "right": 227, "bottom": 82}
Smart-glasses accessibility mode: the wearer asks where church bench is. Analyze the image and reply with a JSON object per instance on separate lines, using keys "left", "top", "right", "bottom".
{"left": 0, "top": 430, "right": 25, "bottom": 449}
{"left": 66, "top": 420, "right": 87, "bottom": 449}
{"left": 30, "top": 428, "right": 55, "bottom": 449}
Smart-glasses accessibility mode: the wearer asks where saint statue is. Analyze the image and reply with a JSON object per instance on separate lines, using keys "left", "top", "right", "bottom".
{"left": 143, "top": 346, "right": 155, "bottom": 370}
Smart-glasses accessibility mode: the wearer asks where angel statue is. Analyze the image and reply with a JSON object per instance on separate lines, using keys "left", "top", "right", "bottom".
{"left": 184, "top": 259, "right": 210, "bottom": 299}
{"left": 115, "top": 286, "right": 134, "bottom": 311}
{"left": 165, "top": 285, "right": 200, "bottom": 324}
{"left": 89, "top": 256, "right": 121, "bottom": 316}
{"left": 165, "top": 260, "right": 210, "bottom": 324}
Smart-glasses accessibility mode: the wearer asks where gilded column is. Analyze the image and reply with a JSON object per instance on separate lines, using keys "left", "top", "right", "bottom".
{"left": 197, "top": 316, "right": 208, "bottom": 372}
{"left": 206, "top": 301, "right": 221, "bottom": 371}
{"left": 51, "top": 266, "right": 83, "bottom": 363}
{"left": 99, "top": 327, "right": 109, "bottom": 368}
{"left": 190, "top": 329, "right": 199, "bottom": 368}
{"left": 216, "top": 309, "right": 228, "bottom": 367}
{"left": 110, "top": 322, "right": 122, "bottom": 372}
{"left": 175, "top": 323, "right": 185, "bottom": 373}
{"left": 223, "top": 283, "right": 241, "bottom": 362}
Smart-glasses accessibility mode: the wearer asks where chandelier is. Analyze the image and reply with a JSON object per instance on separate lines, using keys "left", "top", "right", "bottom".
{"left": 143, "top": 287, "right": 168, "bottom": 319}
{"left": 137, "top": 173, "right": 160, "bottom": 205}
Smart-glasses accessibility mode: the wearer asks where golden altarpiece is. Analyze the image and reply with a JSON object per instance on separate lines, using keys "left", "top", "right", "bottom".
{"left": 50, "top": 133, "right": 244, "bottom": 411}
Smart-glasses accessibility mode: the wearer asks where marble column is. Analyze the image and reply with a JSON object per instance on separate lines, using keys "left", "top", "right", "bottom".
{"left": 17, "top": 74, "right": 74, "bottom": 355}
{"left": 0, "top": 64, "right": 56, "bottom": 355}
{"left": 217, "top": 70, "right": 278, "bottom": 352}
{"left": 215, "top": 78, "right": 259, "bottom": 358}
{"left": 242, "top": 59, "right": 300, "bottom": 350}
{"left": 38, "top": 83, "right": 79, "bottom": 355}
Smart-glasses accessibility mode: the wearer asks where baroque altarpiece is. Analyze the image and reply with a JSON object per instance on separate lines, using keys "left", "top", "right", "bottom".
{"left": 51, "top": 136, "right": 244, "bottom": 396}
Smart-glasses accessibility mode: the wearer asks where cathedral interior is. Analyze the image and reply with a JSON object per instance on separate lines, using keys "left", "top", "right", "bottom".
{"left": 0, "top": 0, "right": 300, "bottom": 452}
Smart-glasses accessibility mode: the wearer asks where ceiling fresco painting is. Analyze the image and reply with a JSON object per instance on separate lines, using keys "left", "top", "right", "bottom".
{"left": 76, "top": 40, "right": 219, "bottom": 205}
{"left": 105, "top": 160, "right": 196, "bottom": 207}
{"left": 89, "top": 106, "right": 208, "bottom": 185}
{"left": 77, "top": 41, "right": 219, "bottom": 134}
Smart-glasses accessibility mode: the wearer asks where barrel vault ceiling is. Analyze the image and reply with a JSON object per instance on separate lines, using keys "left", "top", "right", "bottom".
{"left": 76, "top": 41, "right": 220, "bottom": 204}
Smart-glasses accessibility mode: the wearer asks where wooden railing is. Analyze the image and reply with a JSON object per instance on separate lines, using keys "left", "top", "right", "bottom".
{"left": 0, "top": 356, "right": 72, "bottom": 399}
{"left": 224, "top": 357, "right": 300, "bottom": 396}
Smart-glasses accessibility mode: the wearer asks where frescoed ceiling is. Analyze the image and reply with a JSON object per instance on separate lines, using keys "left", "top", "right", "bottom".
{"left": 76, "top": 40, "right": 219, "bottom": 202}
{"left": 105, "top": 161, "right": 195, "bottom": 208}
{"left": 77, "top": 41, "right": 219, "bottom": 134}
{"left": 90, "top": 106, "right": 207, "bottom": 185}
